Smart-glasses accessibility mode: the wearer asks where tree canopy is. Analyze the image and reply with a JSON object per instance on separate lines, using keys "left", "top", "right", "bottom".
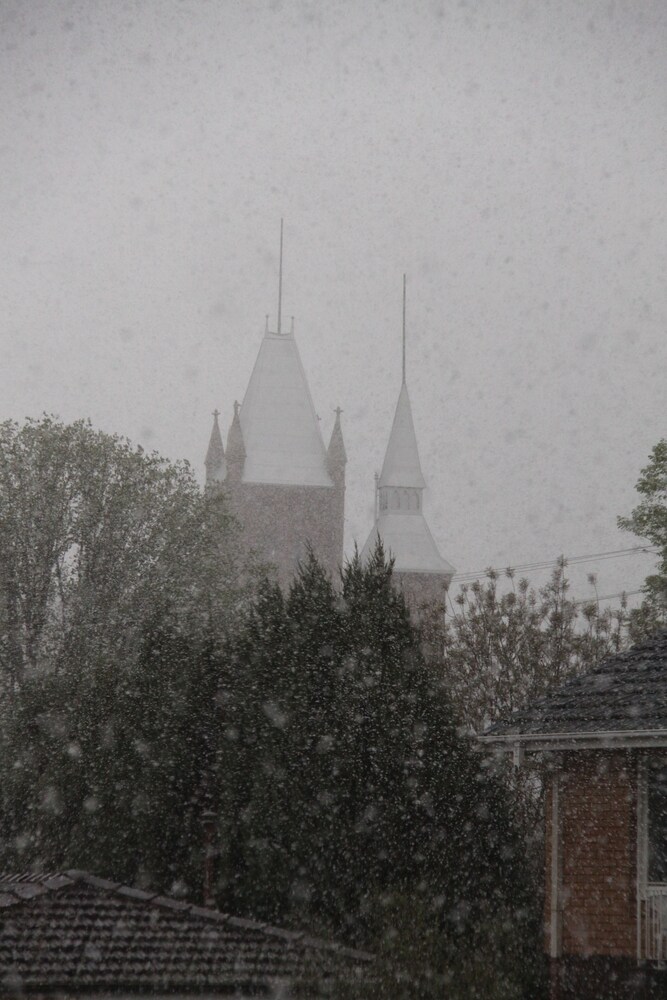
{"left": 618, "top": 438, "right": 667, "bottom": 640}
{"left": 429, "top": 559, "right": 626, "bottom": 736}
{"left": 0, "top": 534, "right": 541, "bottom": 998}
{"left": 214, "top": 545, "right": 540, "bottom": 995}
{"left": 0, "top": 415, "right": 240, "bottom": 693}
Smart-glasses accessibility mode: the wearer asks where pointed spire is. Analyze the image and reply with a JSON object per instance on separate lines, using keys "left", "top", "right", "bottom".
{"left": 226, "top": 400, "right": 246, "bottom": 481}
{"left": 327, "top": 406, "right": 347, "bottom": 481}
{"left": 402, "top": 273, "right": 407, "bottom": 385}
{"left": 378, "top": 383, "right": 426, "bottom": 489}
{"left": 237, "top": 330, "right": 332, "bottom": 486}
{"left": 277, "top": 218, "right": 284, "bottom": 336}
{"left": 205, "top": 409, "right": 226, "bottom": 484}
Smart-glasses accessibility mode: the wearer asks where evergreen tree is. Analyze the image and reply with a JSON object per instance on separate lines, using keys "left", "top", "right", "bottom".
{"left": 217, "top": 543, "right": 540, "bottom": 996}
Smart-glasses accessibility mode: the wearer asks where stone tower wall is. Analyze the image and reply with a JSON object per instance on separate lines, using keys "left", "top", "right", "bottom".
{"left": 393, "top": 571, "right": 450, "bottom": 618}
{"left": 223, "top": 480, "right": 344, "bottom": 589}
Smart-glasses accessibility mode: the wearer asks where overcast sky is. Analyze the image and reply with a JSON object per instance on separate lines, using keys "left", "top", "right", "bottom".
{"left": 2, "top": 0, "right": 665, "bottom": 605}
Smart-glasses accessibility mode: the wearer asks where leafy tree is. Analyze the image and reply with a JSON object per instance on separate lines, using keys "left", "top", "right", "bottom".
{"left": 0, "top": 613, "right": 223, "bottom": 893}
{"left": 0, "top": 415, "right": 240, "bottom": 694}
{"left": 0, "top": 414, "right": 243, "bottom": 889}
{"left": 428, "top": 559, "right": 626, "bottom": 736}
{"left": 618, "top": 439, "right": 667, "bottom": 641}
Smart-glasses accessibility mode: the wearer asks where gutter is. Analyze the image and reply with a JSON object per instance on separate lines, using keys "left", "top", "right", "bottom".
{"left": 479, "top": 728, "right": 667, "bottom": 753}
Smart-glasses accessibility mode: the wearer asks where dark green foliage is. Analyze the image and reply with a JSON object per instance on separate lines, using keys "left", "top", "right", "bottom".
{"left": 0, "top": 613, "right": 224, "bottom": 895}
{"left": 0, "top": 420, "right": 540, "bottom": 999}
{"left": 216, "top": 544, "right": 541, "bottom": 996}
{"left": 0, "top": 415, "right": 241, "bottom": 892}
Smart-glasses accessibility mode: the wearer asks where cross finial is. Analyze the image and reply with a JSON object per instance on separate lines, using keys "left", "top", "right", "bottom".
{"left": 334, "top": 406, "right": 343, "bottom": 419}
{"left": 212, "top": 408, "right": 220, "bottom": 420}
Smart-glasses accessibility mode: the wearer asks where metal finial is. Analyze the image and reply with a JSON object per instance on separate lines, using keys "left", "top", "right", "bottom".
{"left": 212, "top": 408, "right": 220, "bottom": 420}
{"left": 277, "top": 218, "right": 284, "bottom": 336}
{"left": 402, "top": 273, "right": 406, "bottom": 385}
{"left": 233, "top": 400, "right": 240, "bottom": 417}
{"left": 265, "top": 314, "right": 269, "bottom": 334}
{"left": 334, "top": 406, "right": 343, "bottom": 419}
{"left": 290, "top": 315, "right": 294, "bottom": 335}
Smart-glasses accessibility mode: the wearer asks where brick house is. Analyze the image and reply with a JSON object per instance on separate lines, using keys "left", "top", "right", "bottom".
{"left": 480, "top": 629, "right": 667, "bottom": 1000}
{"left": 0, "top": 870, "right": 372, "bottom": 997}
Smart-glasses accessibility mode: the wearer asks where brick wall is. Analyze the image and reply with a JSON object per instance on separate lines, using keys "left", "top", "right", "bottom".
{"left": 545, "top": 751, "right": 637, "bottom": 960}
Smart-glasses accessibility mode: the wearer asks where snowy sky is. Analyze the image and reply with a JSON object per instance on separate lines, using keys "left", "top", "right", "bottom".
{"left": 1, "top": 0, "right": 665, "bottom": 606}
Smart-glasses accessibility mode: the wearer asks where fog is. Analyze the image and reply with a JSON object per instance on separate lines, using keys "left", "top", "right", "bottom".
{"left": 1, "top": 0, "right": 665, "bottom": 604}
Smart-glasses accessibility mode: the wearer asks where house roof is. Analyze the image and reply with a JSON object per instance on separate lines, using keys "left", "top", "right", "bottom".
{"left": 378, "top": 382, "right": 426, "bottom": 490}
{"left": 0, "top": 870, "right": 372, "bottom": 995}
{"left": 238, "top": 330, "right": 332, "bottom": 487}
{"left": 481, "top": 629, "right": 667, "bottom": 749}
{"left": 360, "top": 513, "right": 455, "bottom": 578}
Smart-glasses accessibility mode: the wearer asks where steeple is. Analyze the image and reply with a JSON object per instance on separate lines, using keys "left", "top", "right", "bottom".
{"left": 360, "top": 278, "right": 454, "bottom": 585}
{"left": 205, "top": 409, "right": 226, "bottom": 485}
{"left": 378, "top": 383, "right": 426, "bottom": 491}
{"left": 225, "top": 400, "right": 246, "bottom": 482}
{"left": 204, "top": 224, "right": 345, "bottom": 589}
{"left": 327, "top": 406, "right": 347, "bottom": 483}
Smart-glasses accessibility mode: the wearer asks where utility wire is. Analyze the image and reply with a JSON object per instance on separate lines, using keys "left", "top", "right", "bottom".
{"left": 452, "top": 546, "right": 657, "bottom": 584}
{"left": 573, "top": 589, "right": 643, "bottom": 607}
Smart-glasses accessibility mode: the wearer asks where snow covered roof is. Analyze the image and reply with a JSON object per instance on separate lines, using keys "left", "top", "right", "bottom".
{"left": 361, "top": 512, "right": 456, "bottom": 577}
{"left": 239, "top": 331, "right": 332, "bottom": 487}
{"left": 378, "top": 382, "right": 426, "bottom": 489}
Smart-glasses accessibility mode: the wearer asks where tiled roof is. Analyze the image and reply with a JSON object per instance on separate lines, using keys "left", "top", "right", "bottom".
{"left": 484, "top": 629, "right": 667, "bottom": 741}
{"left": 0, "top": 870, "right": 372, "bottom": 995}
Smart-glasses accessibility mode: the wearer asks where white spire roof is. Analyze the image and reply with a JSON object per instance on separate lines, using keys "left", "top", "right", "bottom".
{"left": 378, "top": 382, "right": 426, "bottom": 489}
{"left": 360, "top": 377, "right": 455, "bottom": 580}
{"left": 239, "top": 330, "right": 333, "bottom": 487}
{"left": 361, "top": 514, "right": 456, "bottom": 577}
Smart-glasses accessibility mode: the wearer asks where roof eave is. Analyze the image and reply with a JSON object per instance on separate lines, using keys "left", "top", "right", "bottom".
{"left": 479, "top": 728, "right": 667, "bottom": 752}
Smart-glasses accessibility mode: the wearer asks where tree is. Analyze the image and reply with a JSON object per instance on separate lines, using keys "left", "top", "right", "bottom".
{"left": 618, "top": 439, "right": 667, "bottom": 641}
{"left": 215, "top": 544, "right": 541, "bottom": 997}
{"left": 0, "top": 414, "right": 244, "bottom": 889}
{"left": 422, "top": 561, "right": 627, "bottom": 881}
{"left": 0, "top": 415, "right": 240, "bottom": 694}
{"left": 430, "top": 559, "right": 626, "bottom": 736}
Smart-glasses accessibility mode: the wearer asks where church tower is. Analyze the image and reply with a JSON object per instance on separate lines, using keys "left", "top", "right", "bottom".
{"left": 360, "top": 277, "right": 454, "bottom": 611}
{"left": 206, "top": 225, "right": 346, "bottom": 588}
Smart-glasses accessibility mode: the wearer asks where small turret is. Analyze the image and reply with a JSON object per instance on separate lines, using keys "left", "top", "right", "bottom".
{"left": 205, "top": 410, "right": 226, "bottom": 486}
{"left": 327, "top": 407, "right": 347, "bottom": 485}
{"left": 225, "top": 400, "right": 246, "bottom": 482}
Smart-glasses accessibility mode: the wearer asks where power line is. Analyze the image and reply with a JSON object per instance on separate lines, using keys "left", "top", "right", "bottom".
{"left": 452, "top": 546, "right": 657, "bottom": 584}
{"left": 573, "top": 589, "right": 643, "bottom": 607}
